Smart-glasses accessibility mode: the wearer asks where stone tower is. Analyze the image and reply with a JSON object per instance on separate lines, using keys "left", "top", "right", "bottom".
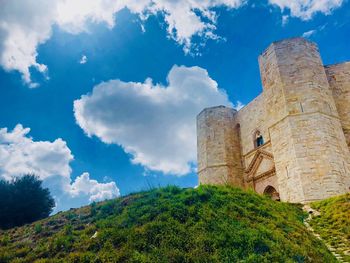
{"left": 197, "top": 37, "right": 350, "bottom": 203}
{"left": 259, "top": 38, "right": 350, "bottom": 202}
{"left": 325, "top": 62, "right": 350, "bottom": 147}
{"left": 197, "top": 106, "right": 244, "bottom": 186}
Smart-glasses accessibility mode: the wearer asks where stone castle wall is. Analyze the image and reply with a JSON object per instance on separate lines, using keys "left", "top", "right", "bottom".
{"left": 325, "top": 62, "right": 350, "bottom": 147}
{"left": 197, "top": 37, "right": 350, "bottom": 203}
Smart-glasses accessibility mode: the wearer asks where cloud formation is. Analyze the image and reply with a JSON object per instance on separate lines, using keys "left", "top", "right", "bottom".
{"left": 79, "top": 55, "right": 88, "bottom": 64}
{"left": 74, "top": 65, "right": 237, "bottom": 175}
{"left": 0, "top": 124, "right": 120, "bottom": 212}
{"left": 2, "top": 0, "right": 343, "bottom": 87}
{"left": 70, "top": 172, "right": 119, "bottom": 202}
{"left": 302, "top": 29, "right": 317, "bottom": 38}
{"left": 0, "top": 0, "right": 244, "bottom": 87}
{"left": 302, "top": 24, "right": 327, "bottom": 38}
{"left": 269, "top": 0, "right": 343, "bottom": 20}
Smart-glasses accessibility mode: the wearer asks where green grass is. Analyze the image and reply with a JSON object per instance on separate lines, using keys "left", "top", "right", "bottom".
{"left": 310, "top": 193, "right": 350, "bottom": 262}
{"left": 0, "top": 185, "right": 336, "bottom": 263}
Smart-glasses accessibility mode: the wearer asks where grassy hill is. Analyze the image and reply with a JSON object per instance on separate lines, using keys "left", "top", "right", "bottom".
{"left": 0, "top": 185, "right": 337, "bottom": 263}
{"left": 310, "top": 193, "right": 350, "bottom": 262}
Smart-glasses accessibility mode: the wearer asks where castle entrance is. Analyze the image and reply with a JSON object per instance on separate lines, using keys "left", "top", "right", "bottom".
{"left": 263, "top": 186, "right": 280, "bottom": 201}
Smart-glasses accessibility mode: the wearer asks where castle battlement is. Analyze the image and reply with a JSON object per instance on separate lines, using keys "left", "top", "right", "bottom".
{"left": 197, "top": 37, "right": 350, "bottom": 203}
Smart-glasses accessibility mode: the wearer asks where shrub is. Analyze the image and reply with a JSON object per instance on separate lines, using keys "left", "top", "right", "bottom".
{"left": 0, "top": 175, "right": 55, "bottom": 229}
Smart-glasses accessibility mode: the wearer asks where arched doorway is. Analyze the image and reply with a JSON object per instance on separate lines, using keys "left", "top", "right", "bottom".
{"left": 263, "top": 186, "right": 280, "bottom": 201}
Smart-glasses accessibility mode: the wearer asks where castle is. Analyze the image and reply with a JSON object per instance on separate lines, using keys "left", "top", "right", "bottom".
{"left": 197, "top": 37, "right": 350, "bottom": 203}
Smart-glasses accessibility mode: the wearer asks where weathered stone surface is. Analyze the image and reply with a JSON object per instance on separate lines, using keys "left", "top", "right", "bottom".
{"left": 325, "top": 62, "right": 350, "bottom": 147}
{"left": 197, "top": 37, "right": 350, "bottom": 203}
{"left": 197, "top": 106, "right": 244, "bottom": 186}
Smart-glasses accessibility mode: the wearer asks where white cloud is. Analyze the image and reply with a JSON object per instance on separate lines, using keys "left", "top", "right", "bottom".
{"left": 0, "top": 0, "right": 54, "bottom": 88}
{"left": 234, "top": 101, "right": 245, "bottom": 110}
{"left": 0, "top": 125, "right": 72, "bottom": 180}
{"left": 282, "top": 15, "right": 289, "bottom": 26}
{"left": 302, "top": 24, "right": 327, "bottom": 38}
{"left": 0, "top": 124, "right": 120, "bottom": 212}
{"left": 79, "top": 55, "right": 88, "bottom": 64}
{"left": 0, "top": 0, "right": 245, "bottom": 87}
{"left": 70, "top": 172, "right": 120, "bottom": 202}
{"left": 1, "top": 0, "right": 344, "bottom": 86}
{"left": 74, "top": 65, "right": 233, "bottom": 175}
{"left": 269, "top": 0, "right": 344, "bottom": 20}
{"left": 302, "top": 29, "right": 317, "bottom": 38}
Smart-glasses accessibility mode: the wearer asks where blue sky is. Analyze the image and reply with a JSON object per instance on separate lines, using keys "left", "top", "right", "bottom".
{"left": 0, "top": 0, "right": 349, "bottom": 212}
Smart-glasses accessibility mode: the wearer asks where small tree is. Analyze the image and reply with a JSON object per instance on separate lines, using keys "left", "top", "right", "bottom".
{"left": 0, "top": 175, "right": 55, "bottom": 229}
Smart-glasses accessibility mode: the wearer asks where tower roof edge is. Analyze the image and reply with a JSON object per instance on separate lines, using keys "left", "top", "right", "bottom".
{"left": 197, "top": 105, "right": 236, "bottom": 119}
{"left": 259, "top": 37, "right": 317, "bottom": 58}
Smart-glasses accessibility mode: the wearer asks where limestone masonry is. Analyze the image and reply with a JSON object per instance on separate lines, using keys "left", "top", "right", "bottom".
{"left": 197, "top": 37, "right": 350, "bottom": 203}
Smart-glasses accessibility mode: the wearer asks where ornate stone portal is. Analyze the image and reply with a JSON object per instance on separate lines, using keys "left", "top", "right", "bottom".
{"left": 197, "top": 37, "right": 350, "bottom": 203}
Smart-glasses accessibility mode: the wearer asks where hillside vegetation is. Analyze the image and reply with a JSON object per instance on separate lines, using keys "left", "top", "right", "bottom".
{"left": 0, "top": 185, "right": 336, "bottom": 263}
{"left": 310, "top": 193, "right": 350, "bottom": 262}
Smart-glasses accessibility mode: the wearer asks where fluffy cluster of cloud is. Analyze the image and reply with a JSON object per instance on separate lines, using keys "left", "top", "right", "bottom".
{"left": 70, "top": 172, "right": 119, "bottom": 202}
{"left": 0, "top": 124, "right": 120, "bottom": 212}
{"left": 74, "top": 65, "right": 240, "bottom": 175}
{"left": 269, "top": 0, "right": 343, "bottom": 20}
{"left": 0, "top": 0, "right": 244, "bottom": 87}
{"left": 1, "top": 0, "right": 344, "bottom": 87}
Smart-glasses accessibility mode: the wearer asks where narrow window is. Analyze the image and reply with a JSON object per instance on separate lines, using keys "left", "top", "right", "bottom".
{"left": 254, "top": 130, "right": 264, "bottom": 148}
{"left": 256, "top": 135, "right": 264, "bottom": 147}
